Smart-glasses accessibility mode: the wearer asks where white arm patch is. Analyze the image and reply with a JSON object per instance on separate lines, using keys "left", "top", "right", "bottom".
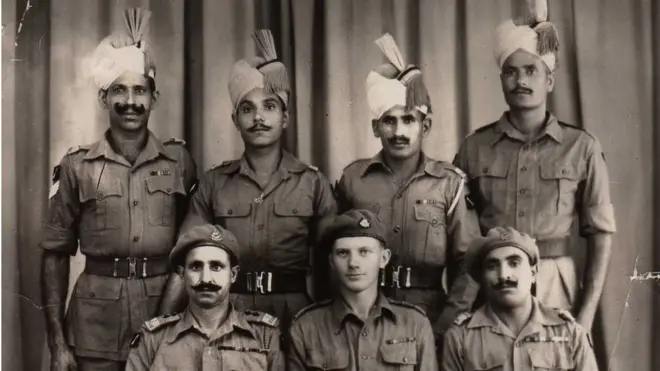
{"left": 49, "top": 181, "right": 60, "bottom": 199}
{"left": 447, "top": 179, "right": 464, "bottom": 217}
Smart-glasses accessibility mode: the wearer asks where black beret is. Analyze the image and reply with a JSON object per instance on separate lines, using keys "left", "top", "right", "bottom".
{"left": 169, "top": 224, "right": 240, "bottom": 268}
{"left": 320, "top": 209, "right": 387, "bottom": 253}
{"left": 466, "top": 226, "right": 539, "bottom": 280}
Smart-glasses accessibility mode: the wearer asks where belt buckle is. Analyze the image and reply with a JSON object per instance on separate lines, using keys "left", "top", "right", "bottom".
{"left": 255, "top": 271, "right": 272, "bottom": 294}
{"left": 127, "top": 257, "right": 137, "bottom": 279}
{"left": 392, "top": 266, "right": 402, "bottom": 288}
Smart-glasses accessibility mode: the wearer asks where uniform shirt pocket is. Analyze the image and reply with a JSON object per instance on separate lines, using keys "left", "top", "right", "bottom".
{"left": 472, "top": 158, "right": 510, "bottom": 215}
{"left": 143, "top": 275, "right": 167, "bottom": 320}
{"left": 213, "top": 202, "right": 252, "bottom": 243}
{"left": 465, "top": 353, "right": 506, "bottom": 371}
{"left": 304, "top": 349, "right": 349, "bottom": 370}
{"left": 145, "top": 176, "right": 186, "bottom": 226}
{"left": 68, "top": 275, "right": 122, "bottom": 352}
{"left": 380, "top": 341, "right": 417, "bottom": 369}
{"left": 528, "top": 347, "right": 576, "bottom": 370}
{"left": 272, "top": 198, "right": 315, "bottom": 242}
{"left": 79, "top": 179, "right": 124, "bottom": 231}
{"left": 539, "top": 163, "right": 580, "bottom": 216}
{"left": 219, "top": 348, "right": 268, "bottom": 371}
{"left": 412, "top": 204, "right": 447, "bottom": 264}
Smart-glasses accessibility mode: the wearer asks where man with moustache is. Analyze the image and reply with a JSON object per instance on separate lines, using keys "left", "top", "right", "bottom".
{"left": 126, "top": 224, "right": 284, "bottom": 371}
{"left": 334, "top": 34, "right": 480, "bottom": 341}
{"left": 40, "top": 9, "right": 197, "bottom": 371}
{"left": 441, "top": 226, "right": 598, "bottom": 371}
{"left": 288, "top": 209, "right": 438, "bottom": 370}
{"left": 163, "top": 29, "right": 336, "bottom": 330}
{"left": 453, "top": 0, "right": 615, "bottom": 331}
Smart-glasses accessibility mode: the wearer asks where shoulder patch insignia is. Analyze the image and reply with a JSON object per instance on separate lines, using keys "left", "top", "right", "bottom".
{"left": 474, "top": 121, "right": 497, "bottom": 133}
{"left": 307, "top": 164, "right": 319, "bottom": 172}
{"left": 291, "top": 300, "right": 332, "bottom": 323}
{"left": 51, "top": 165, "right": 61, "bottom": 184}
{"left": 453, "top": 312, "right": 473, "bottom": 326}
{"left": 555, "top": 309, "right": 576, "bottom": 322}
{"left": 164, "top": 138, "right": 187, "bottom": 146}
{"left": 244, "top": 310, "right": 279, "bottom": 327}
{"left": 143, "top": 313, "right": 181, "bottom": 332}
{"left": 386, "top": 298, "right": 427, "bottom": 317}
{"left": 130, "top": 333, "right": 141, "bottom": 348}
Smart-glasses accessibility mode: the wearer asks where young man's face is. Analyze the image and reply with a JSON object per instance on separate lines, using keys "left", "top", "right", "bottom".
{"left": 232, "top": 88, "right": 288, "bottom": 149}
{"left": 329, "top": 236, "right": 391, "bottom": 294}
{"left": 372, "top": 105, "right": 430, "bottom": 161}
{"left": 100, "top": 71, "right": 158, "bottom": 132}
{"left": 481, "top": 246, "right": 536, "bottom": 308}
{"left": 500, "top": 49, "right": 555, "bottom": 111}
{"left": 183, "top": 246, "right": 238, "bottom": 309}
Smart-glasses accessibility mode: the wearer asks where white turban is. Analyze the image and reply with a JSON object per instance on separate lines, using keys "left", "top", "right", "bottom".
{"left": 228, "top": 30, "right": 290, "bottom": 110}
{"left": 366, "top": 71, "right": 428, "bottom": 120}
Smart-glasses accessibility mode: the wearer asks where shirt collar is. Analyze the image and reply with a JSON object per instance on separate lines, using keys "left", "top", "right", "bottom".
{"left": 360, "top": 151, "right": 438, "bottom": 178}
{"left": 220, "top": 150, "right": 308, "bottom": 176}
{"left": 82, "top": 130, "right": 176, "bottom": 164}
{"left": 467, "top": 297, "right": 565, "bottom": 337}
{"left": 492, "top": 112, "right": 563, "bottom": 145}
{"left": 166, "top": 305, "right": 257, "bottom": 344}
{"left": 331, "top": 294, "right": 397, "bottom": 335}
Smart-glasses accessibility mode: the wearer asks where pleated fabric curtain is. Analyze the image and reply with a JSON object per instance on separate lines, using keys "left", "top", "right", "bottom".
{"left": 3, "top": 1, "right": 659, "bottom": 370}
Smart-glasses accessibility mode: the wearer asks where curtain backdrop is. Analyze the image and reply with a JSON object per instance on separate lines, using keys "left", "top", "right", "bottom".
{"left": 3, "top": 1, "right": 659, "bottom": 370}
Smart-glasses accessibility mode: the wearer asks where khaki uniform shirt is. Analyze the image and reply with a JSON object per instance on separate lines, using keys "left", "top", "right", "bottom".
{"left": 442, "top": 298, "right": 598, "bottom": 371}
{"left": 40, "top": 130, "right": 197, "bottom": 360}
{"left": 288, "top": 295, "right": 438, "bottom": 371}
{"left": 453, "top": 112, "right": 616, "bottom": 240}
{"left": 335, "top": 152, "right": 480, "bottom": 329}
{"left": 125, "top": 307, "right": 285, "bottom": 371}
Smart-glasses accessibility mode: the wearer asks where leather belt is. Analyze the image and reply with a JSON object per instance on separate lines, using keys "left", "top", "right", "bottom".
{"left": 231, "top": 270, "right": 307, "bottom": 294}
{"left": 84, "top": 256, "right": 170, "bottom": 279}
{"left": 537, "top": 238, "right": 571, "bottom": 258}
{"left": 379, "top": 265, "right": 443, "bottom": 290}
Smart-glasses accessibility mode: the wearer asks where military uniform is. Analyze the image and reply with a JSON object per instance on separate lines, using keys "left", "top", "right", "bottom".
{"left": 454, "top": 113, "right": 616, "bottom": 308}
{"left": 125, "top": 307, "right": 285, "bottom": 371}
{"left": 441, "top": 297, "right": 598, "bottom": 371}
{"left": 288, "top": 295, "right": 438, "bottom": 371}
{"left": 182, "top": 151, "right": 336, "bottom": 327}
{"left": 40, "top": 131, "right": 197, "bottom": 362}
{"left": 336, "top": 152, "right": 481, "bottom": 329}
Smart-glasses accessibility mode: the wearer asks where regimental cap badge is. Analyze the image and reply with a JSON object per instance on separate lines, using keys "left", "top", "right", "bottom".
{"left": 500, "top": 230, "right": 511, "bottom": 241}
{"left": 359, "top": 218, "right": 371, "bottom": 229}
{"left": 210, "top": 230, "right": 223, "bottom": 242}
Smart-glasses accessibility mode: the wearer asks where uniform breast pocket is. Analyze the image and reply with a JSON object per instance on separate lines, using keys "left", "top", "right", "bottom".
{"left": 79, "top": 179, "right": 124, "bottom": 231}
{"left": 145, "top": 176, "right": 186, "bottom": 226}
{"left": 68, "top": 275, "right": 122, "bottom": 352}
{"left": 213, "top": 202, "right": 252, "bottom": 239}
{"left": 219, "top": 349, "right": 268, "bottom": 371}
{"left": 528, "top": 347, "right": 576, "bottom": 370}
{"left": 465, "top": 356, "right": 506, "bottom": 371}
{"left": 304, "top": 349, "right": 349, "bottom": 370}
{"left": 539, "top": 164, "right": 580, "bottom": 216}
{"left": 473, "top": 160, "right": 510, "bottom": 214}
{"left": 272, "top": 198, "right": 314, "bottom": 238}
{"left": 413, "top": 204, "right": 447, "bottom": 263}
{"left": 380, "top": 342, "right": 417, "bottom": 370}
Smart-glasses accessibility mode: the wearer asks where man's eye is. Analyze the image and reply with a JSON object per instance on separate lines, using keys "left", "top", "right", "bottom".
{"left": 135, "top": 87, "right": 146, "bottom": 94}
{"left": 241, "top": 106, "right": 253, "bottom": 113}
{"left": 503, "top": 70, "right": 515, "bottom": 77}
{"left": 509, "top": 260, "right": 520, "bottom": 268}
{"left": 526, "top": 67, "right": 537, "bottom": 75}
{"left": 337, "top": 251, "right": 348, "bottom": 257}
{"left": 113, "top": 87, "right": 124, "bottom": 93}
{"left": 265, "top": 103, "right": 276, "bottom": 111}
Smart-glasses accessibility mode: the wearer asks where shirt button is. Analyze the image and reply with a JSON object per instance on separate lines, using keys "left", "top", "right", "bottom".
{"left": 393, "top": 226, "right": 401, "bottom": 233}
{"left": 322, "top": 364, "right": 327, "bottom": 368}
{"left": 133, "top": 200, "right": 139, "bottom": 206}
{"left": 133, "top": 236, "right": 139, "bottom": 242}
{"left": 97, "top": 192, "right": 103, "bottom": 198}
{"left": 361, "top": 355, "right": 368, "bottom": 360}
{"left": 521, "top": 166, "right": 528, "bottom": 172}
{"left": 292, "top": 208, "right": 298, "bottom": 214}
{"left": 166, "top": 187, "right": 171, "bottom": 192}
{"left": 257, "top": 224, "right": 264, "bottom": 230}
{"left": 562, "top": 169, "right": 567, "bottom": 174}
{"left": 518, "top": 211, "right": 525, "bottom": 217}
{"left": 228, "top": 209, "right": 233, "bottom": 215}
{"left": 482, "top": 167, "right": 489, "bottom": 173}
{"left": 396, "top": 193, "right": 403, "bottom": 199}
{"left": 520, "top": 189, "right": 526, "bottom": 195}
{"left": 361, "top": 331, "right": 368, "bottom": 337}
{"left": 403, "top": 357, "right": 408, "bottom": 362}
{"left": 431, "top": 218, "right": 438, "bottom": 226}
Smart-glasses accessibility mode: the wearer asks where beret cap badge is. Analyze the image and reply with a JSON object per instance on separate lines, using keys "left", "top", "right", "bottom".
{"left": 500, "top": 231, "right": 511, "bottom": 241}
{"left": 210, "top": 230, "right": 223, "bottom": 242}
{"left": 359, "top": 218, "right": 371, "bottom": 229}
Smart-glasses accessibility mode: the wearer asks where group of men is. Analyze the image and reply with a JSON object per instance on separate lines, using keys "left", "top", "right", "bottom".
{"left": 40, "top": 1, "right": 615, "bottom": 370}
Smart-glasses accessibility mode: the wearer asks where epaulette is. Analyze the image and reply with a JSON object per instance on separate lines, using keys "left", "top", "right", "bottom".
{"left": 163, "top": 137, "right": 187, "bottom": 146}
{"left": 342, "top": 158, "right": 367, "bottom": 172}
{"left": 291, "top": 299, "right": 332, "bottom": 323}
{"left": 474, "top": 121, "right": 497, "bottom": 133}
{"left": 65, "top": 145, "right": 90, "bottom": 156}
{"left": 443, "top": 162, "right": 466, "bottom": 178}
{"left": 386, "top": 298, "right": 427, "bottom": 317}
{"left": 210, "top": 160, "right": 236, "bottom": 171}
{"left": 143, "top": 313, "right": 181, "bottom": 332}
{"left": 453, "top": 312, "right": 473, "bottom": 326}
{"left": 244, "top": 310, "right": 279, "bottom": 328}
{"left": 555, "top": 308, "right": 576, "bottom": 322}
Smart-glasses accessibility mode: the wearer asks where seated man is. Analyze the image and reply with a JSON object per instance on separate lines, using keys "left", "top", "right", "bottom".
{"left": 126, "top": 224, "right": 284, "bottom": 371}
{"left": 442, "top": 226, "right": 598, "bottom": 371}
{"left": 288, "top": 209, "right": 437, "bottom": 370}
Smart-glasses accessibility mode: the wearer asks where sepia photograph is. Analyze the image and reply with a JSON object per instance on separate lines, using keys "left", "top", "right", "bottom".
{"left": 2, "top": 0, "right": 659, "bottom": 370}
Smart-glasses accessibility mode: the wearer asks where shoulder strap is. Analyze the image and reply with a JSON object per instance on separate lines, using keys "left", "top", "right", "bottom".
{"left": 143, "top": 313, "right": 181, "bottom": 332}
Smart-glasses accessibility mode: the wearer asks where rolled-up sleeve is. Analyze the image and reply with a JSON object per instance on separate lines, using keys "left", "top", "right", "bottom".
{"left": 579, "top": 138, "right": 616, "bottom": 236}
{"left": 40, "top": 155, "right": 80, "bottom": 255}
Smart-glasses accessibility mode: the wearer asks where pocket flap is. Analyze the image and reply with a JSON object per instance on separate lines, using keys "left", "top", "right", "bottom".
{"left": 540, "top": 164, "right": 579, "bottom": 181}
{"left": 473, "top": 160, "right": 509, "bottom": 178}
{"left": 380, "top": 341, "right": 417, "bottom": 365}
{"left": 145, "top": 176, "right": 186, "bottom": 196}
{"left": 305, "top": 349, "right": 348, "bottom": 369}
{"left": 528, "top": 347, "right": 576, "bottom": 370}
{"left": 274, "top": 199, "right": 314, "bottom": 217}
{"left": 74, "top": 276, "right": 122, "bottom": 300}
{"left": 466, "top": 354, "right": 506, "bottom": 371}
{"left": 144, "top": 275, "right": 167, "bottom": 297}
{"left": 215, "top": 202, "right": 252, "bottom": 217}
{"left": 413, "top": 204, "right": 445, "bottom": 226}
{"left": 80, "top": 179, "right": 123, "bottom": 202}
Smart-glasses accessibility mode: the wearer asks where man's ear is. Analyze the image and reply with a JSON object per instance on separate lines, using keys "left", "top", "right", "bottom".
{"left": 531, "top": 264, "right": 538, "bottom": 283}
{"left": 421, "top": 116, "right": 432, "bottom": 138}
{"left": 98, "top": 89, "right": 109, "bottom": 109}
{"left": 282, "top": 109, "right": 289, "bottom": 129}
{"left": 231, "top": 266, "right": 240, "bottom": 284}
{"left": 371, "top": 119, "right": 381, "bottom": 138}
{"left": 546, "top": 69, "right": 556, "bottom": 93}
{"left": 231, "top": 110, "right": 239, "bottom": 129}
{"left": 150, "top": 90, "right": 161, "bottom": 110}
{"left": 380, "top": 248, "right": 392, "bottom": 269}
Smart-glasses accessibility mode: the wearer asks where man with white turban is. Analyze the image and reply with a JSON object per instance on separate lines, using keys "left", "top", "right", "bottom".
{"left": 334, "top": 33, "right": 481, "bottom": 357}
{"left": 453, "top": 0, "right": 616, "bottom": 332}
{"left": 167, "top": 29, "right": 336, "bottom": 335}
{"left": 40, "top": 8, "right": 197, "bottom": 371}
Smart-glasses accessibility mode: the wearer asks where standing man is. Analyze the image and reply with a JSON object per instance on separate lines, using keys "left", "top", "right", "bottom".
{"left": 168, "top": 29, "right": 336, "bottom": 330}
{"left": 453, "top": 0, "right": 616, "bottom": 331}
{"left": 40, "top": 8, "right": 197, "bottom": 371}
{"left": 335, "top": 33, "right": 480, "bottom": 337}
{"left": 126, "top": 224, "right": 284, "bottom": 371}
{"left": 288, "top": 209, "right": 438, "bottom": 370}
{"left": 442, "top": 226, "right": 598, "bottom": 371}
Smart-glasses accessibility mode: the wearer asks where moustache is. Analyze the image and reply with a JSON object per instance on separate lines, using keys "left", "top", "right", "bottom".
{"left": 388, "top": 136, "right": 410, "bottom": 145}
{"left": 192, "top": 283, "right": 222, "bottom": 292}
{"left": 511, "top": 87, "right": 533, "bottom": 95}
{"left": 114, "top": 103, "right": 146, "bottom": 115}
{"left": 247, "top": 123, "right": 272, "bottom": 132}
{"left": 492, "top": 279, "right": 518, "bottom": 290}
